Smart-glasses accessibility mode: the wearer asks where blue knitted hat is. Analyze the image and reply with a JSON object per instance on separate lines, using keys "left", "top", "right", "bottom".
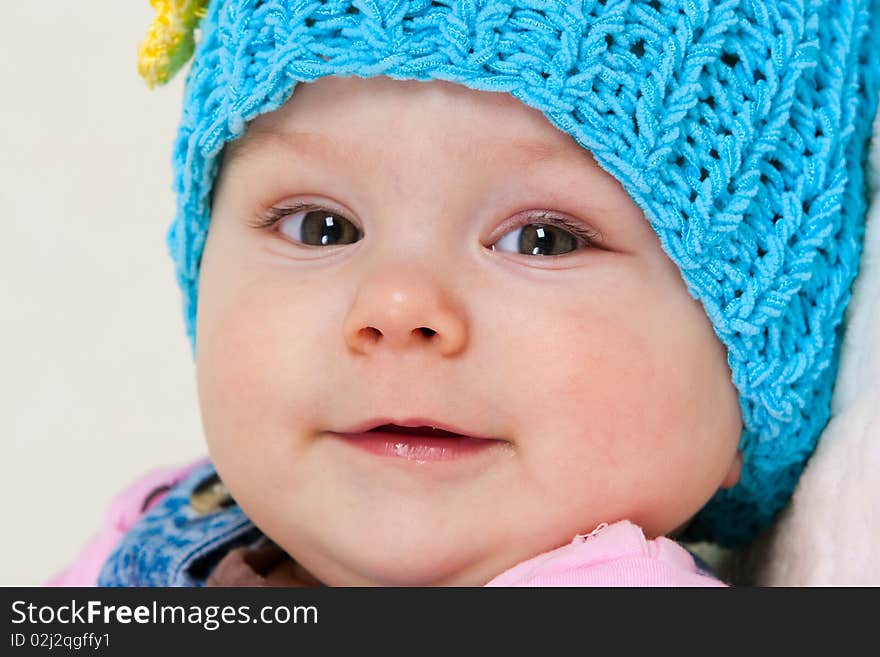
{"left": 144, "top": 0, "right": 880, "bottom": 545}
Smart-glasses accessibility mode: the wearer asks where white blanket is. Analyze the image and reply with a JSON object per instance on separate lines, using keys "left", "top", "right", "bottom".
{"left": 747, "top": 108, "right": 880, "bottom": 585}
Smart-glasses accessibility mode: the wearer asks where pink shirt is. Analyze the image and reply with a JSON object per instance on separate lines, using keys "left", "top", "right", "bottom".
{"left": 485, "top": 521, "right": 725, "bottom": 586}
{"left": 48, "top": 463, "right": 725, "bottom": 587}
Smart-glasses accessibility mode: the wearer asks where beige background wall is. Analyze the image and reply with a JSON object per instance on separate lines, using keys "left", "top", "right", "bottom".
{"left": 1, "top": 5, "right": 205, "bottom": 584}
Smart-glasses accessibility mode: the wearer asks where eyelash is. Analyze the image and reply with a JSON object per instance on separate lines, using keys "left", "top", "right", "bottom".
{"left": 248, "top": 202, "right": 323, "bottom": 231}
{"left": 498, "top": 211, "right": 602, "bottom": 249}
{"left": 248, "top": 202, "right": 602, "bottom": 249}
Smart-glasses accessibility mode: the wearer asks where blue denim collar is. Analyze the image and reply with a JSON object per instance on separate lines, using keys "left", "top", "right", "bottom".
{"left": 97, "top": 462, "right": 262, "bottom": 587}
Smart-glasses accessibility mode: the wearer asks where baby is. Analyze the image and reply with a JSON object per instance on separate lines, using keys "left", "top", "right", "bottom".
{"left": 54, "top": 0, "right": 880, "bottom": 586}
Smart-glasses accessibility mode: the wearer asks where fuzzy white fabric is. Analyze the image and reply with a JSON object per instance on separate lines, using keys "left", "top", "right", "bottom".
{"left": 750, "top": 107, "right": 880, "bottom": 586}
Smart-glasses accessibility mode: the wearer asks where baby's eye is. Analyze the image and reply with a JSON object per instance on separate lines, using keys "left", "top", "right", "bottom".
{"left": 263, "top": 205, "right": 362, "bottom": 247}
{"left": 491, "top": 218, "right": 596, "bottom": 256}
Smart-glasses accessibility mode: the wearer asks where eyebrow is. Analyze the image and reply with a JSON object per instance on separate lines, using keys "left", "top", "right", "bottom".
{"left": 222, "top": 128, "right": 594, "bottom": 170}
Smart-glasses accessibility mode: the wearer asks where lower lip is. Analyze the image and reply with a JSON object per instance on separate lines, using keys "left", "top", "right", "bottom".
{"left": 330, "top": 431, "right": 505, "bottom": 462}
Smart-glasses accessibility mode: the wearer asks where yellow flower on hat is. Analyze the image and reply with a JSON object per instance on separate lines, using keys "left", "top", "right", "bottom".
{"left": 138, "top": 0, "right": 209, "bottom": 88}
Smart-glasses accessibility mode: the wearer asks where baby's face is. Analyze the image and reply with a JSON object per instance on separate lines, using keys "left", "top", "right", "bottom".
{"left": 197, "top": 76, "right": 742, "bottom": 586}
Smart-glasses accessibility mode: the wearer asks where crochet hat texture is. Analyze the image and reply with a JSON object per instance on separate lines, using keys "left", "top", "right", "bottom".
{"left": 142, "top": 0, "right": 880, "bottom": 545}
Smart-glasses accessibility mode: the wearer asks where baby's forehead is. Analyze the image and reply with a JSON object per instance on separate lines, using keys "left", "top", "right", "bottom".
{"left": 223, "top": 76, "right": 598, "bottom": 169}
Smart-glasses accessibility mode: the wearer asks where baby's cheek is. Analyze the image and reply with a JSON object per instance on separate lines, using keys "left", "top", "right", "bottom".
{"left": 535, "top": 294, "right": 723, "bottom": 497}
{"left": 505, "top": 304, "right": 655, "bottom": 485}
{"left": 197, "top": 273, "right": 316, "bottom": 452}
{"left": 197, "top": 282, "right": 329, "bottom": 516}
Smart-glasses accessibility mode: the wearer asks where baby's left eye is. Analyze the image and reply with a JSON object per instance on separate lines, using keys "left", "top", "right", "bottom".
{"left": 491, "top": 220, "right": 594, "bottom": 256}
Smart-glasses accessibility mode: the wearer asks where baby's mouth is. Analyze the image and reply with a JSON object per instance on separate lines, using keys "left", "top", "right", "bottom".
{"left": 367, "top": 424, "right": 466, "bottom": 438}
{"left": 330, "top": 419, "right": 507, "bottom": 462}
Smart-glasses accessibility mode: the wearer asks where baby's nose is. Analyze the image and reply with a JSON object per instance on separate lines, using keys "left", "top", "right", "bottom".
{"left": 342, "top": 264, "right": 468, "bottom": 357}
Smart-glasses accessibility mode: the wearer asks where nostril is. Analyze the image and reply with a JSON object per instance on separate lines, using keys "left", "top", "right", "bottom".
{"left": 358, "top": 327, "right": 382, "bottom": 343}
{"left": 416, "top": 327, "right": 436, "bottom": 338}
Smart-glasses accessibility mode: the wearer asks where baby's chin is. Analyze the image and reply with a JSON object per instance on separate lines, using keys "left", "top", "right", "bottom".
{"left": 275, "top": 524, "right": 519, "bottom": 586}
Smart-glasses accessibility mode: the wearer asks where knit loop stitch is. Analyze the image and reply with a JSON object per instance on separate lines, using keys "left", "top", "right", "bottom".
{"left": 163, "top": 0, "right": 880, "bottom": 545}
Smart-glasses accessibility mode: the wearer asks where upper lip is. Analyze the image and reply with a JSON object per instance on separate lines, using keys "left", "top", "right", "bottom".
{"left": 334, "top": 417, "right": 497, "bottom": 440}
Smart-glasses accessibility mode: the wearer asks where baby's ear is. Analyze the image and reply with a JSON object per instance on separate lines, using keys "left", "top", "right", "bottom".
{"left": 720, "top": 451, "right": 743, "bottom": 489}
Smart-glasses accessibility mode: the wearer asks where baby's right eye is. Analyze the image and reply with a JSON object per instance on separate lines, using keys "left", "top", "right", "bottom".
{"left": 263, "top": 204, "right": 362, "bottom": 247}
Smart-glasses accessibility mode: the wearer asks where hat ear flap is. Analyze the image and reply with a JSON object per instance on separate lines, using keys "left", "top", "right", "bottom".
{"left": 138, "top": 0, "right": 209, "bottom": 89}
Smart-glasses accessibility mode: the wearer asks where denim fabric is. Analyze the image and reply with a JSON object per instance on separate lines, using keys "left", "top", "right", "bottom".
{"left": 97, "top": 462, "right": 262, "bottom": 587}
